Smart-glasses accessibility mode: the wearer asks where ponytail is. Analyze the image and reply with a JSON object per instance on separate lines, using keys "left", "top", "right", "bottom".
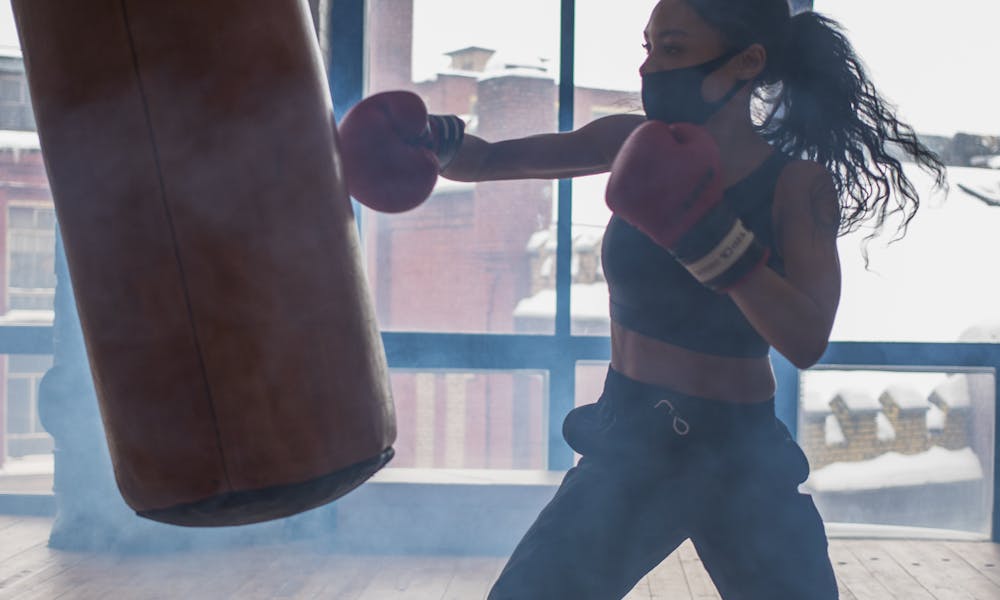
{"left": 761, "top": 11, "right": 946, "bottom": 244}
{"left": 684, "top": 0, "right": 947, "bottom": 255}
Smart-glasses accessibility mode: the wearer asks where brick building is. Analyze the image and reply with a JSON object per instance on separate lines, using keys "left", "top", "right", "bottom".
{"left": 800, "top": 380, "right": 974, "bottom": 471}
{"left": 0, "top": 47, "right": 55, "bottom": 467}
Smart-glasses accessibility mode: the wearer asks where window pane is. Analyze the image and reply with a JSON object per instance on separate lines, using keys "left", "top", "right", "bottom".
{"left": 567, "top": 1, "right": 647, "bottom": 335}
{"left": 576, "top": 360, "right": 609, "bottom": 409}
{"left": 386, "top": 369, "right": 549, "bottom": 470}
{"left": 814, "top": 0, "right": 1000, "bottom": 343}
{"left": 799, "top": 367, "right": 995, "bottom": 537}
{"left": 365, "top": 0, "right": 560, "bottom": 334}
{"left": 7, "top": 205, "right": 57, "bottom": 312}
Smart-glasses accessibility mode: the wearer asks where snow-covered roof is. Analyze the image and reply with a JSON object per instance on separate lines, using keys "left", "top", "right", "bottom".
{"left": 825, "top": 414, "right": 846, "bottom": 446}
{"left": 959, "top": 321, "right": 1000, "bottom": 342}
{"left": 480, "top": 52, "right": 553, "bottom": 82}
{"left": 929, "top": 374, "right": 971, "bottom": 409}
{"left": 969, "top": 154, "right": 1000, "bottom": 170}
{"left": 832, "top": 388, "right": 882, "bottom": 413}
{"left": 801, "top": 388, "right": 832, "bottom": 414}
{"left": 0, "top": 46, "right": 22, "bottom": 59}
{"left": 513, "top": 282, "right": 609, "bottom": 320}
{"left": 0, "top": 452, "right": 52, "bottom": 476}
{"left": 432, "top": 177, "right": 476, "bottom": 194}
{"left": 926, "top": 404, "right": 945, "bottom": 431}
{"left": 0, "top": 309, "right": 53, "bottom": 325}
{"left": 879, "top": 385, "right": 928, "bottom": 412}
{"left": 876, "top": 412, "right": 896, "bottom": 442}
{"left": 0, "top": 129, "right": 39, "bottom": 150}
{"left": 804, "top": 446, "right": 983, "bottom": 492}
{"left": 524, "top": 224, "right": 608, "bottom": 254}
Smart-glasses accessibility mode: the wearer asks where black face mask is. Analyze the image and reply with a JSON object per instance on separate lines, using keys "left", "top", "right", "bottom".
{"left": 641, "top": 48, "right": 748, "bottom": 124}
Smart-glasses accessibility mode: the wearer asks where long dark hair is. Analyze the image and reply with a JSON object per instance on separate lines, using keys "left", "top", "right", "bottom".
{"left": 685, "top": 0, "right": 946, "bottom": 246}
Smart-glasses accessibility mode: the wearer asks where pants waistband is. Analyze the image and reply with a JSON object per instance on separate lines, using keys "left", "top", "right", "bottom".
{"left": 600, "top": 367, "right": 777, "bottom": 439}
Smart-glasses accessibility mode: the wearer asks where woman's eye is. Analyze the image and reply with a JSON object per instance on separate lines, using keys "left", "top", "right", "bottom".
{"left": 641, "top": 42, "right": 651, "bottom": 52}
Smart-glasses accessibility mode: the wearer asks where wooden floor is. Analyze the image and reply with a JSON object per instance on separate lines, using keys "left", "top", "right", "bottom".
{"left": 1, "top": 516, "right": 999, "bottom": 599}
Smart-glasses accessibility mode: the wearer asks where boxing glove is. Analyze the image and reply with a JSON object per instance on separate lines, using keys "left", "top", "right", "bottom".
{"left": 338, "top": 90, "right": 465, "bottom": 213}
{"left": 605, "top": 121, "right": 769, "bottom": 292}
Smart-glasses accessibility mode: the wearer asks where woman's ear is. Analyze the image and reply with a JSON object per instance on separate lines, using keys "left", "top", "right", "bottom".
{"left": 736, "top": 43, "right": 767, "bottom": 80}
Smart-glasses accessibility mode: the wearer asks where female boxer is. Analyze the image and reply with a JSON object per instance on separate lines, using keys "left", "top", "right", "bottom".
{"left": 340, "top": 0, "right": 945, "bottom": 597}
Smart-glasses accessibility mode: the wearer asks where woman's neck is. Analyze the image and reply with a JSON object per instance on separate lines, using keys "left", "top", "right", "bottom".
{"left": 705, "top": 92, "right": 775, "bottom": 187}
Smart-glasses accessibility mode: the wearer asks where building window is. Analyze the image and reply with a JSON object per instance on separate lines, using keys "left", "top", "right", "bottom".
{"left": 4, "top": 354, "right": 54, "bottom": 458}
{"left": 7, "top": 204, "right": 57, "bottom": 311}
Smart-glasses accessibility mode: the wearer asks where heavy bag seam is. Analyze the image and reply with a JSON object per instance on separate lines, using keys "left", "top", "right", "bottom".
{"left": 119, "top": 0, "right": 233, "bottom": 492}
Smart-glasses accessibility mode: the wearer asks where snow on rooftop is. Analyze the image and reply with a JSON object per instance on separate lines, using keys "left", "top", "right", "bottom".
{"left": 879, "top": 384, "right": 928, "bottom": 411}
{"left": 959, "top": 321, "right": 1000, "bottom": 342}
{"left": 825, "top": 414, "right": 846, "bottom": 446}
{"left": 480, "top": 52, "right": 554, "bottom": 82}
{"left": 833, "top": 388, "right": 882, "bottom": 413}
{"left": 802, "top": 371, "right": 951, "bottom": 411}
{"left": 0, "top": 309, "right": 53, "bottom": 325}
{"left": 801, "top": 388, "right": 832, "bottom": 414}
{"left": 0, "top": 129, "right": 39, "bottom": 150}
{"left": 524, "top": 224, "right": 609, "bottom": 254}
{"left": 926, "top": 404, "right": 945, "bottom": 431}
{"left": 513, "top": 282, "right": 608, "bottom": 319}
{"left": 0, "top": 453, "right": 52, "bottom": 476}
{"left": 930, "top": 374, "right": 972, "bottom": 409}
{"left": 876, "top": 412, "right": 896, "bottom": 442}
{"left": 805, "top": 446, "right": 983, "bottom": 492}
{"left": 432, "top": 177, "right": 476, "bottom": 194}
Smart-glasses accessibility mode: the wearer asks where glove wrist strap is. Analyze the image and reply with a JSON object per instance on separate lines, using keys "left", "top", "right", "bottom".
{"left": 426, "top": 114, "right": 466, "bottom": 172}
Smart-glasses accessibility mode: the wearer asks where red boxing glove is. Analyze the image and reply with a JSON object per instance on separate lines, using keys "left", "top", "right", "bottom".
{"left": 338, "top": 91, "right": 465, "bottom": 213}
{"left": 605, "top": 121, "right": 769, "bottom": 292}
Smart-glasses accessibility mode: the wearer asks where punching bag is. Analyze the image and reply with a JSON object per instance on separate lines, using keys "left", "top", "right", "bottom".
{"left": 11, "top": 0, "right": 396, "bottom": 527}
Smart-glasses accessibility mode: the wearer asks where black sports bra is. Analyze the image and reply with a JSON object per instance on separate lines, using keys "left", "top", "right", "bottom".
{"left": 602, "top": 151, "right": 791, "bottom": 358}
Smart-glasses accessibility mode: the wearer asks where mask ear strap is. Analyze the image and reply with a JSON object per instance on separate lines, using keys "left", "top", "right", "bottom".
{"left": 704, "top": 47, "right": 752, "bottom": 116}
{"left": 698, "top": 46, "right": 746, "bottom": 74}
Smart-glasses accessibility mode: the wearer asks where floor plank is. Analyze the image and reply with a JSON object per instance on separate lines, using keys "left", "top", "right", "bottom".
{"left": 926, "top": 542, "right": 1000, "bottom": 600}
{"left": 646, "top": 552, "right": 693, "bottom": 599}
{"left": 677, "top": 541, "right": 721, "bottom": 599}
{"left": 944, "top": 541, "right": 1000, "bottom": 589}
{"left": 879, "top": 540, "right": 975, "bottom": 600}
{"left": 440, "top": 556, "right": 505, "bottom": 600}
{"left": 842, "top": 539, "right": 935, "bottom": 600}
{"left": 622, "top": 575, "right": 651, "bottom": 599}
{"left": 828, "top": 542, "right": 896, "bottom": 600}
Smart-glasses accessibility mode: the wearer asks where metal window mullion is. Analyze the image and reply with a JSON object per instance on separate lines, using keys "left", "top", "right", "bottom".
{"left": 548, "top": 0, "right": 578, "bottom": 470}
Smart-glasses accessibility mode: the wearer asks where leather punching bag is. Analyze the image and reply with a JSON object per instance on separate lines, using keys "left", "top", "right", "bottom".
{"left": 11, "top": 0, "right": 396, "bottom": 527}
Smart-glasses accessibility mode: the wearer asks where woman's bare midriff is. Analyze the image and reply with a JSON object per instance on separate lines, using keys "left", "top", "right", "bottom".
{"left": 610, "top": 320, "right": 776, "bottom": 404}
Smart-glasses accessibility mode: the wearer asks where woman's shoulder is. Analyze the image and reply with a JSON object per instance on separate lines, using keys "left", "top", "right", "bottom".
{"left": 773, "top": 158, "right": 840, "bottom": 230}
{"left": 774, "top": 158, "right": 836, "bottom": 203}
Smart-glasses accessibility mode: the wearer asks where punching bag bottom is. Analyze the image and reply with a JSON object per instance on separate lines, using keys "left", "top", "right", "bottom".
{"left": 137, "top": 448, "right": 395, "bottom": 527}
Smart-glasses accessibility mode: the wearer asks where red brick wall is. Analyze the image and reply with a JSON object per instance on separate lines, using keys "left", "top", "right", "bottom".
{"left": 0, "top": 146, "right": 52, "bottom": 467}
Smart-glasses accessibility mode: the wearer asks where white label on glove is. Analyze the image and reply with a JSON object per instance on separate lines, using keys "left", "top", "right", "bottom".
{"left": 683, "top": 220, "right": 755, "bottom": 283}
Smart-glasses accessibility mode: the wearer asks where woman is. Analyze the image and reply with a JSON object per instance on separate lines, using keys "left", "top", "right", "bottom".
{"left": 340, "top": 0, "right": 945, "bottom": 597}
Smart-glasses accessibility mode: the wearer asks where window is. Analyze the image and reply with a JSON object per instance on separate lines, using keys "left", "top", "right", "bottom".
{"left": 814, "top": 0, "right": 1000, "bottom": 344}
{"left": 3, "top": 354, "right": 53, "bottom": 458}
{"left": 799, "top": 367, "right": 995, "bottom": 537}
{"left": 364, "top": 0, "right": 561, "bottom": 336}
{"left": 6, "top": 204, "right": 56, "bottom": 312}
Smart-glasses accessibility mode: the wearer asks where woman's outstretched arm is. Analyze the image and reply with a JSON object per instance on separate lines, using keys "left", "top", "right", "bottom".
{"left": 442, "top": 113, "right": 645, "bottom": 182}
